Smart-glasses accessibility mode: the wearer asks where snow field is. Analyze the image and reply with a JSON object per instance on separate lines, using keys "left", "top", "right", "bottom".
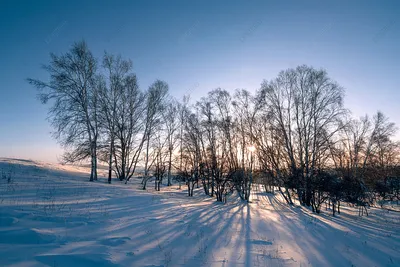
{"left": 0, "top": 158, "right": 399, "bottom": 266}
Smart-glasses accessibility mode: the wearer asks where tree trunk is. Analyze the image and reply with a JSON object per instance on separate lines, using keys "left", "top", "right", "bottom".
{"left": 93, "top": 141, "right": 98, "bottom": 181}
{"left": 143, "top": 177, "right": 148, "bottom": 190}
{"left": 94, "top": 157, "right": 98, "bottom": 181}
{"left": 211, "top": 175, "right": 215, "bottom": 197}
{"left": 305, "top": 175, "right": 311, "bottom": 206}
{"left": 90, "top": 144, "right": 96, "bottom": 181}
{"left": 278, "top": 187, "right": 290, "bottom": 204}
{"left": 167, "top": 150, "right": 172, "bottom": 186}
{"left": 108, "top": 140, "right": 113, "bottom": 184}
{"left": 144, "top": 137, "right": 150, "bottom": 177}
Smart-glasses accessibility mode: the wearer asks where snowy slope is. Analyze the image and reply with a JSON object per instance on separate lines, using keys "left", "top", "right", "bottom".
{"left": 0, "top": 158, "right": 399, "bottom": 267}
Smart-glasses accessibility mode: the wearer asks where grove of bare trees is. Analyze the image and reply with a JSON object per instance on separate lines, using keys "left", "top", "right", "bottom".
{"left": 28, "top": 41, "right": 400, "bottom": 214}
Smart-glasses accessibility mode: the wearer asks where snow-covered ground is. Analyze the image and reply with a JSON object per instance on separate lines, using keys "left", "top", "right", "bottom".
{"left": 0, "top": 158, "right": 399, "bottom": 267}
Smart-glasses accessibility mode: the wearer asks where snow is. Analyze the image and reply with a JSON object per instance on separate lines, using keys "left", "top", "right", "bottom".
{"left": 0, "top": 158, "right": 399, "bottom": 266}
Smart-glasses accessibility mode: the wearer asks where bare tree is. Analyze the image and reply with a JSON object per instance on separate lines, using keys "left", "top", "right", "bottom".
{"left": 195, "top": 89, "right": 238, "bottom": 202}
{"left": 259, "top": 65, "right": 347, "bottom": 208}
{"left": 162, "top": 98, "right": 180, "bottom": 186}
{"left": 114, "top": 74, "right": 146, "bottom": 181}
{"left": 232, "top": 89, "right": 257, "bottom": 201}
{"left": 138, "top": 80, "right": 169, "bottom": 187}
{"left": 99, "top": 53, "right": 132, "bottom": 183}
{"left": 28, "top": 41, "right": 100, "bottom": 181}
{"left": 335, "top": 112, "right": 399, "bottom": 211}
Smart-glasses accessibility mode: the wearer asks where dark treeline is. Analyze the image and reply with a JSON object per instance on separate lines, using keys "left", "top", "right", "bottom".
{"left": 28, "top": 41, "right": 400, "bottom": 214}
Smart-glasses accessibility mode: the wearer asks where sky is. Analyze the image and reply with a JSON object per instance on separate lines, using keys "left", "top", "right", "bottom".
{"left": 0, "top": 0, "right": 399, "bottom": 163}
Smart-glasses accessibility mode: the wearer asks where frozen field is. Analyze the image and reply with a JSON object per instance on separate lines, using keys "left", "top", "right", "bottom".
{"left": 0, "top": 158, "right": 399, "bottom": 267}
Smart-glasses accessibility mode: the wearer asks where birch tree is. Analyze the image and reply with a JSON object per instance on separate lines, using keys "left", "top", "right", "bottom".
{"left": 139, "top": 80, "right": 169, "bottom": 187}
{"left": 163, "top": 99, "right": 180, "bottom": 186}
{"left": 99, "top": 53, "right": 132, "bottom": 183}
{"left": 114, "top": 73, "right": 146, "bottom": 181}
{"left": 28, "top": 41, "right": 100, "bottom": 181}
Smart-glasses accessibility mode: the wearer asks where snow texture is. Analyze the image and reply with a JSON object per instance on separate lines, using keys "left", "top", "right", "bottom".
{"left": 0, "top": 158, "right": 399, "bottom": 266}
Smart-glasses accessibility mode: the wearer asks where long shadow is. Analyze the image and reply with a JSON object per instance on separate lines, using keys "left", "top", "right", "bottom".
{"left": 126, "top": 201, "right": 247, "bottom": 265}
{"left": 4, "top": 162, "right": 398, "bottom": 267}
{"left": 259, "top": 188, "right": 400, "bottom": 266}
{"left": 245, "top": 204, "right": 252, "bottom": 266}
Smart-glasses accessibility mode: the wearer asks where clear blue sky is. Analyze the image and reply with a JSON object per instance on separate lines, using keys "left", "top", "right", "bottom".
{"left": 1, "top": 0, "right": 399, "bottom": 162}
